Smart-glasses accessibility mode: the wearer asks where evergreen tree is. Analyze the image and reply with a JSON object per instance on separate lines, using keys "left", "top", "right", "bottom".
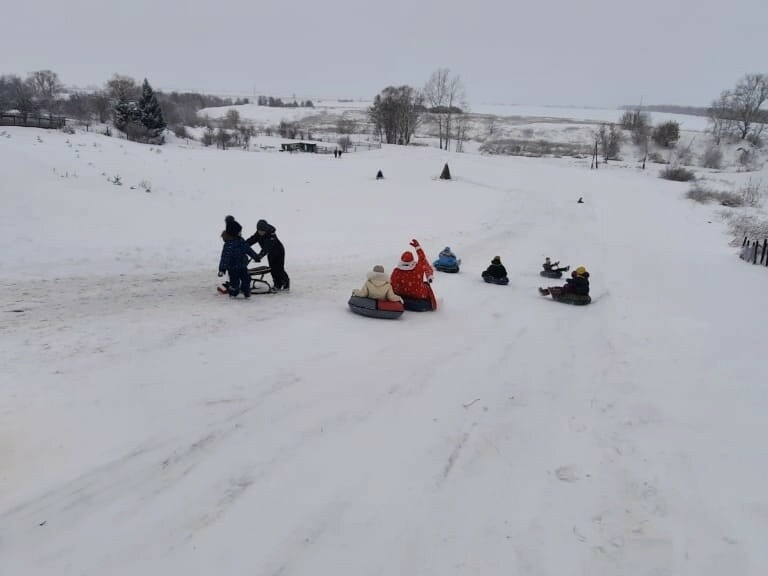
{"left": 114, "top": 99, "right": 139, "bottom": 132}
{"left": 138, "top": 78, "right": 166, "bottom": 138}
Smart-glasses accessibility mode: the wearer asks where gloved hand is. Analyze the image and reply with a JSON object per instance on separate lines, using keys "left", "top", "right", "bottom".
{"left": 410, "top": 239, "right": 420, "bottom": 248}
{"left": 218, "top": 271, "right": 224, "bottom": 277}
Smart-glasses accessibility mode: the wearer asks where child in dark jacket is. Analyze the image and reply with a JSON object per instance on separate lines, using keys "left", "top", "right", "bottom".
{"left": 245, "top": 219, "right": 290, "bottom": 291}
{"left": 482, "top": 256, "right": 508, "bottom": 280}
{"left": 539, "top": 266, "right": 590, "bottom": 297}
{"left": 219, "top": 231, "right": 259, "bottom": 297}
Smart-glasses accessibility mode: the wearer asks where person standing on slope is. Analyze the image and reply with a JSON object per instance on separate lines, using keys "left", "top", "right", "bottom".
{"left": 390, "top": 239, "right": 437, "bottom": 311}
{"left": 246, "top": 219, "right": 290, "bottom": 291}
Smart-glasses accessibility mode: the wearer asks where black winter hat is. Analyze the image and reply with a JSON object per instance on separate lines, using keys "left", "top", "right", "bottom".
{"left": 256, "top": 219, "right": 270, "bottom": 232}
{"left": 224, "top": 215, "right": 242, "bottom": 235}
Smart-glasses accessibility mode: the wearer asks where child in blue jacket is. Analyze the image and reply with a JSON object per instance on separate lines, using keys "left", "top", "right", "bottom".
{"left": 218, "top": 231, "right": 259, "bottom": 298}
{"left": 433, "top": 246, "right": 460, "bottom": 271}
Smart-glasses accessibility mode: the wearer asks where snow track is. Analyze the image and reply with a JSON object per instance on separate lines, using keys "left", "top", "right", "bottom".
{"left": 1, "top": 127, "right": 766, "bottom": 575}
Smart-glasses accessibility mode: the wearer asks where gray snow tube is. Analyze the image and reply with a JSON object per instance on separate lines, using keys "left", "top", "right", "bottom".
{"left": 348, "top": 295, "right": 405, "bottom": 319}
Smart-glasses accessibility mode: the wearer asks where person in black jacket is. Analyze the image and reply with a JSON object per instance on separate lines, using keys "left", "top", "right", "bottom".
{"left": 539, "top": 266, "right": 589, "bottom": 297}
{"left": 246, "top": 219, "right": 290, "bottom": 291}
{"left": 482, "top": 256, "right": 508, "bottom": 280}
{"left": 218, "top": 231, "right": 259, "bottom": 297}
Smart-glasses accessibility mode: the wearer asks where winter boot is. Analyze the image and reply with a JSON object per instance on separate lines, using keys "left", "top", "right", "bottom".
{"left": 538, "top": 287, "right": 550, "bottom": 296}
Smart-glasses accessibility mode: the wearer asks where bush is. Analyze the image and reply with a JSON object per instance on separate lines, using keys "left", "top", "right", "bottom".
{"left": 201, "top": 126, "right": 214, "bottom": 147}
{"left": 685, "top": 183, "right": 742, "bottom": 206}
{"left": 660, "top": 166, "right": 695, "bottom": 181}
{"left": 478, "top": 138, "right": 590, "bottom": 158}
{"left": 337, "top": 135, "right": 352, "bottom": 152}
{"left": 740, "top": 178, "right": 764, "bottom": 207}
{"left": 598, "top": 123, "right": 622, "bottom": 161}
{"left": 620, "top": 109, "right": 651, "bottom": 145}
{"left": 745, "top": 132, "right": 763, "bottom": 148}
{"left": 738, "top": 148, "right": 758, "bottom": 171}
{"left": 701, "top": 145, "right": 723, "bottom": 169}
{"left": 172, "top": 125, "right": 190, "bottom": 139}
{"left": 723, "top": 212, "right": 768, "bottom": 244}
{"left": 652, "top": 121, "right": 680, "bottom": 148}
{"left": 125, "top": 122, "right": 151, "bottom": 142}
{"left": 647, "top": 151, "right": 667, "bottom": 164}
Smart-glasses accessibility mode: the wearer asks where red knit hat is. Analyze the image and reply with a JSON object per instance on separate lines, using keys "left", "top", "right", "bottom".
{"left": 400, "top": 251, "right": 414, "bottom": 262}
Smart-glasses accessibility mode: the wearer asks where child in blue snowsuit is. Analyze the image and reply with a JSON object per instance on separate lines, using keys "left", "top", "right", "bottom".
{"left": 218, "top": 231, "right": 259, "bottom": 298}
{"left": 433, "top": 246, "right": 460, "bottom": 271}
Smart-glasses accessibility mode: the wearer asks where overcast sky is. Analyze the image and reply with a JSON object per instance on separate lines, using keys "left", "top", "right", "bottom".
{"left": 2, "top": 0, "right": 766, "bottom": 107}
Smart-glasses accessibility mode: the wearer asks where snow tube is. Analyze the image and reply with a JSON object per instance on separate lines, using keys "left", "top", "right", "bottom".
{"left": 348, "top": 295, "right": 404, "bottom": 319}
{"left": 434, "top": 263, "right": 460, "bottom": 273}
{"left": 402, "top": 297, "right": 435, "bottom": 312}
{"left": 540, "top": 270, "right": 564, "bottom": 279}
{"left": 434, "top": 257, "right": 460, "bottom": 273}
{"left": 483, "top": 275, "right": 509, "bottom": 285}
{"left": 551, "top": 293, "right": 591, "bottom": 306}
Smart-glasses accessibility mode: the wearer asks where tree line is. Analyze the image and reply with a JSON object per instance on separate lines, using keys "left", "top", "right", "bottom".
{"left": 0, "top": 69, "right": 253, "bottom": 142}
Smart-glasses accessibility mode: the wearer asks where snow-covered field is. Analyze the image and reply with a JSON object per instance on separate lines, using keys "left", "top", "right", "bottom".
{"left": 1, "top": 123, "right": 767, "bottom": 576}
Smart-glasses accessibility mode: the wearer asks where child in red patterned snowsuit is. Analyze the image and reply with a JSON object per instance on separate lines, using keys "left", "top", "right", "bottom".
{"left": 390, "top": 239, "right": 437, "bottom": 311}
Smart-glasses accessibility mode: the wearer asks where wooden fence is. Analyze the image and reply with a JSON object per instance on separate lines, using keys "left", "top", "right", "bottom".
{"left": 740, "top": 237, "right": 768, "bottom": 267}
{"left": 0, "top": 112, "right": 66, "bottom": 129}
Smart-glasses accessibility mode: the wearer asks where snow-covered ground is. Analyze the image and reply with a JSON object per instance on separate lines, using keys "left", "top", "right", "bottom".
{"left": 1, "top": 124, "right": 767, "bottom": 576}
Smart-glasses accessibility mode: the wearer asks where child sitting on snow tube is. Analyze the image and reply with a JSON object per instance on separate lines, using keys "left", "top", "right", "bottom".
{"left": 353, "top": 265, "right": 403, "bottom": 302}
{"left": 433, "top": 246, "right": 461, "bottom": 273}
{"left": 539, "top": 266, "right": 591, "bottom": 305}
{"left": 348, "top": 265, "right": 404, "bottom": 319}
{"left": 540, "top": 256, "right": 570, "bottom": 279}
{"left": 481, "top": 256, "right": 509, "bottom": 285}
{"left": 391, "top": 239, "right": 437, "bottom": 311}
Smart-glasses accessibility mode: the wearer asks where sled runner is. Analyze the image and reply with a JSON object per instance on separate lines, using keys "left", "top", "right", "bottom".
{"left": 218, "top": 265, "right": 276, "bottom": 295}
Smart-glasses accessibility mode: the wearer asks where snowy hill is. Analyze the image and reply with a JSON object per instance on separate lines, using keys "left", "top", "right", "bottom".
{"left": 1, "top": 124, "right": 767, "bottom": 576}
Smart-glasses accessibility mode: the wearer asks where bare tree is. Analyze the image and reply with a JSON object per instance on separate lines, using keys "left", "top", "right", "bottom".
{"left": 486, "top": 116, "right": 497, "bottom": 138}
{"left": 224, "top": 108, "right": 240, "bottom": 129}
{"left": 444, "top": 74, "right": 467, "bottom": 151}
{"left": 423, "top": 68, "right": 449, "bottom": 149}
{"left": 709, "top": 74, "right": 768, "bottom": 142}
{"left": 91, "top": 92, "right": 111, "bottom": 123}
{"left": 423, "top": 68, "right": 467, "bottom": 150}
{"left": 730, "top": 73, "right": 768, "bottom": 140}
{"left": 215, "top": 128, "right": 231, "bottom": 150}
{"left": 708, "top": 92, "right": 735, "bottom": 145}
{"left": 106, "top": 74, "right": 140, "bottom": 102}
{"left": 11, "top": 76, "right": 35, "bottom": 117}
{"left": 597, "top": 123, "right": 622, "bottom": 161}
{"left": 27, "top": 70, "right": 62, "bottom": 112}
{"left": 453, "top": 114, "right": 469, "bottom": 152}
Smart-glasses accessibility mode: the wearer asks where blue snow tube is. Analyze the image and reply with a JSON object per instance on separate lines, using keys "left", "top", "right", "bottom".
{"left": 433, "top": 256, "right": 460, "bottom": 273}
